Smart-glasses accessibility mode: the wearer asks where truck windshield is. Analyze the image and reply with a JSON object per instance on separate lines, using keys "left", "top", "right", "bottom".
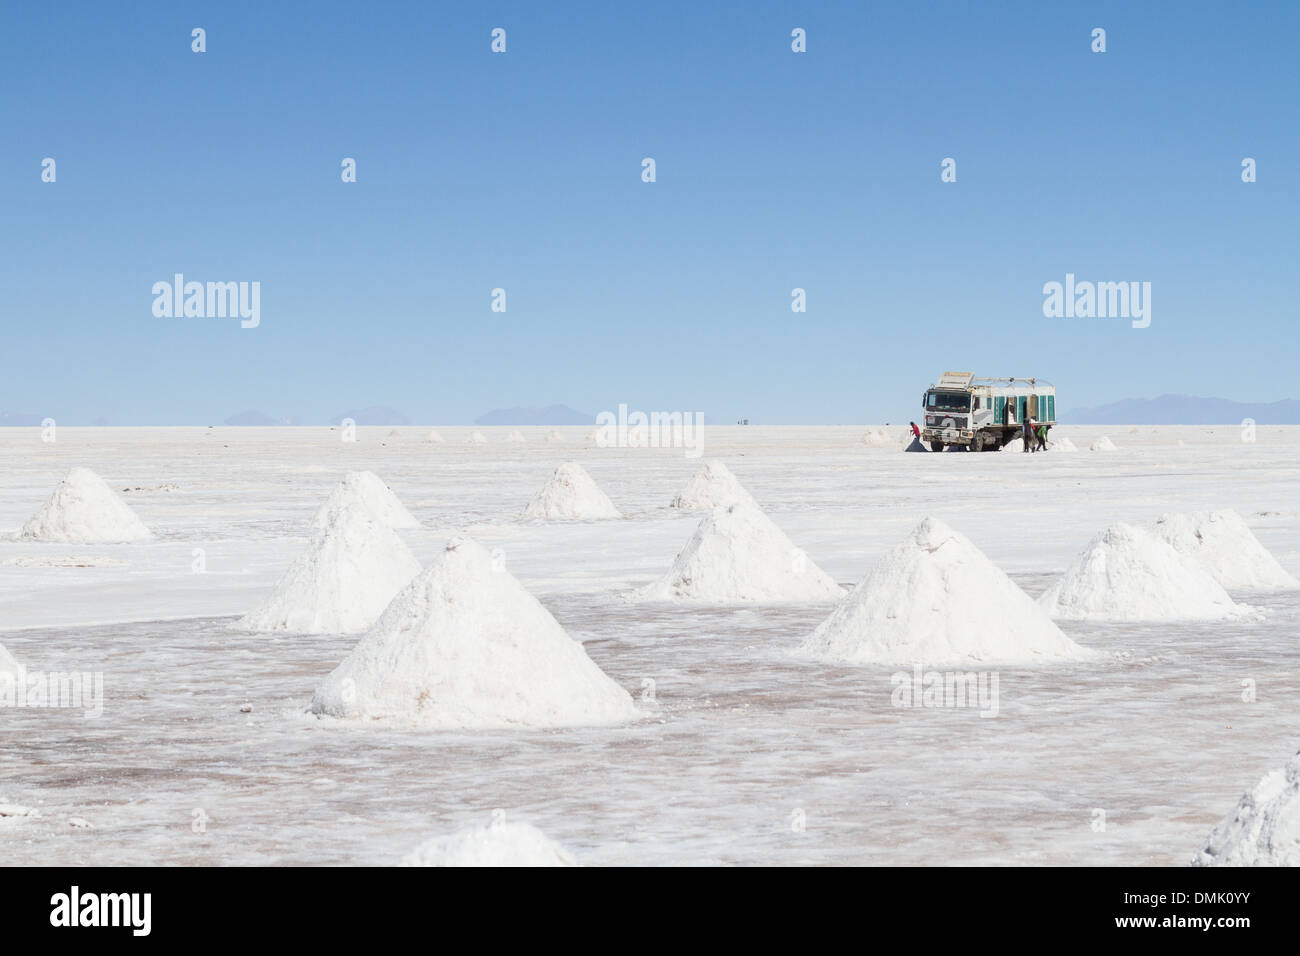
{"left": 926, "top": 390, "right": 970, "bottom": 413}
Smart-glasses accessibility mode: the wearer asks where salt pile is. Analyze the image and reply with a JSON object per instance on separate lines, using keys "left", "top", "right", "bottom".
{"left": 1151, "top": 509, "right": 1297, "bottom": 590}
{"left": 1090, "top": 436, "right": 1117, "bottom": 451}
{"left": 312, "top": 471, "right": 419, "bottom": 530}
{"left": 522, "top": 462, "right": 621, "bottom": 520}
{"left": 861, "top": 427, "right": 892, "bottom": 447}
{"left": 1051, "top": 436, "right": 1079, "bottom": 452}
{"left": 424, "top": 430, "right": 444, "bottom": 444}
{"left": 671, "top": 460, "right": 756, "bottom": 510}
{"left": 240, "top": 500, "right": 421, "bottom": 634}
{"left": 546, "top": 430, "right": 564, "bottom": 442}
{"left": 468, "top": 431, "right": 487, "bottom": 444}
{"left": 311, "top": 536, "right": 639, "bottom": 728}
{"left": 1002, "top": 436, "right": 1025, "bottom": 452}
{"left": 506, "top": 430, "right": 526, "bottom": 443}
{"left": 1192, "top": 751, "right": 1300, "bottom": 866}
{"left": 403, "top": 822, "right": 577, "bottom": 867}
{"left": 20, "top": 467, "right": 152, "bottom": 543}
{"left": 798, "top": 517, "right": 1090, "bottom": 665}
{"left": 1038, "top": 522, "right": 1248, "bottom": 621}
{"left": 633, "top": 500, "right": 843, "bottom": 603}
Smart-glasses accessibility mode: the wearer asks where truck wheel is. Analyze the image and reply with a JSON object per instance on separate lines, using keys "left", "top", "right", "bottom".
{"left": 971, "top": 433, "right": 986, "bottom": 452}
{"left": 929, "top": 440, "right": 944, "bottom": 453}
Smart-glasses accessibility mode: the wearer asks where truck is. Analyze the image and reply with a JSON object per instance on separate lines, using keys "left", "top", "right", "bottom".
{"left": 920, "top": 371, "right": 1057, "bottom": 452}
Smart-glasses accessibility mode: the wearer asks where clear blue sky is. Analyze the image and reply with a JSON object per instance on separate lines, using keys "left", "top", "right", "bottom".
{"left": 2, "top": 1, "right": 1296, "bottom": 424}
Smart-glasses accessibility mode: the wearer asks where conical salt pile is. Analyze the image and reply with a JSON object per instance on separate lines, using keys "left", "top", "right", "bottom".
{"left": 240, "top": 500, "right": 421, "bottom": 634}
{"left": 1151, "top": 509, "right": 1297, "bottom": 590}
{"left": 546, "top": 430, "right": 564, "bottom": 443}
{"left": 312, "top": 471, "right": 419, "bottom": 530}
{"left": 1193, "top": 751, "right": 1300, "bottom": 866}
{"left": 468, "top": 431, "right": 488, "bottom": 444}
{"left": 506, "top": 430, "right": 526, "bottom": 443}
{"left": 633, "top": 500, "right": 843, "bottom": 603}
{"left": 20, "top": 467, "right": 151, "bottom": 543}
{"left": 671, "top": 460, "right": 756, "bottom": 510}
{"left": 403, "top": 822, "right": 577, "bottom": 867}
{"left": 861, "top": 428, "right": 891, "bottom": 447}
{"left": 311, "top": 536, "right": 639, "bottom": 728}
{"left": 1039, "top": 522, "right": 1249, "bottom": 621}
{"left": 1051, "top": 436, "right": 1078, "bottom": 452}
{"left": 522, "top": 462, "right": 620, "bottom": 520}
{"left": 424, "top": 430, "right": 444, "bottom": 444}
{"left": 1090, "top": 436, "right": 1117, "bottom": 451}
{"left": 798, "top": 517, "right": 1091, "bottom": 665}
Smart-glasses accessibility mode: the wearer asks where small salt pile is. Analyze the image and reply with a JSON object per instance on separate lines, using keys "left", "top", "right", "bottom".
{"left": 240, "top": 500, "right": 421, "bottom": 634}
{"left": 1193, "top": 751, "right": 1300, "bottom": 866}
{"left": 1089, "top": 436, "right": 1117, "bottom": 451}
{"left": 585, "top": 429, "right": 599, "bottom": 443}
{"left": 311, "top": 536, "right": 639, "bottom": 728}
{"left": 671, "top": 460, "right": 756, "bottom": 510}
{"left": 1050, "top": 436, "right": 1078, "bottom": 452}
{"left": 546, "top": 430, "right": 564, "bottom": 443}
{"left": 522, "top": 462, "right": 620, "bottom": 520}
{"left": 633, "top": 500, "right": 843, "bottom": 603}
{"left": 312, "top": 471, "right": 419, "bottom": 530}
{"left": 1002, "top": 436, "right": 1025, "bottom": 452}
{"left": 1039, "top": 522, "right": 1248, "bottom": 621}
{"left": 20, "top": 467, "right": 151, "bottom": 543}
{"left": 506, "top": 430, "right": 526, "bottom": 443}
{"left": 861, "top": 427, "right": 891, "bottom": 447}
{"left": 798, "top": 517, "right": 1090, "bottom": 665}
{"left": 402, "top": 822, "right": 577, "bottom": 867}
{"left": 1151, "top": 509, "right": 1297, "bottom": 590}
{"left": 424, "top": 430, "right": 444, "bottom": 444}
{"left": 468, "top": 431, "right": 488, "bottom": 444}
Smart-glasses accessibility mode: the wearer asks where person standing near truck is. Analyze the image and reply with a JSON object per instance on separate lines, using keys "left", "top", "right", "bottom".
{"left": 1023, "top": 416, "right": 1035, "bottom": 453}
{"left": 1035, "top": 422, "right": 1049, "bottom": 451}
{"left": 910, "top": 421, "right": 921, "bottom": 439}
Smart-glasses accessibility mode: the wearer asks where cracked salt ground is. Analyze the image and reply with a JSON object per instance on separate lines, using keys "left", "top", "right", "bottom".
{"left": 1, "top": 425, "right": 1299, "bottom": 864}
{"left": 0, "top": 589, "right": 1296, "bottom": 865}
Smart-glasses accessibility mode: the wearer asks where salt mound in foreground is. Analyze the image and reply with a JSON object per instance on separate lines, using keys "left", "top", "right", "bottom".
{"left": 1039, "top": 522, "right": 1248, "bottom": 621}
{"left": 671, "top": 460, "right": 756, "bottom": 510}
{"left": 798, "top": 517, "right": 1091, "bottom": 666}
{"left": 522, "top": 462, "right": 620, "bottom": 520}
{"left": 241, "top": 501, "right": 421, "bottom": 634}
{"left": 1193, "top": 752, "right": 1300, "bottom": 866}
{"left": 1152, "top": 509, "right": 1297, "bottom": 590}
{"left": 633, "top": 501, "right": 844, "bottom": 603}
{"left": 311, "top": 537, "right": 639, "bottom": 728}
{"left": 403, "top": 822, "right": 577, "bottom": 867}
{"left": 1090, "top": 436, "right": 1117, "bottom": 451}
{"left": 20, "top": 467, "right": 151, "bottom": 543}
{"left": 312, "top": 471, "right": 419, "bottom": 530}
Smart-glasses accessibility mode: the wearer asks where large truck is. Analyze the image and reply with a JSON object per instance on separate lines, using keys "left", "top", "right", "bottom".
{"left": 921, "top": 371, "right": 1057, "bottom": 452}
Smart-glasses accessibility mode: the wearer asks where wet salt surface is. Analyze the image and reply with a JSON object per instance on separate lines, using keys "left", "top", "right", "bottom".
{"left": 2, "top": 588, "right": 1296, "bottom": 865}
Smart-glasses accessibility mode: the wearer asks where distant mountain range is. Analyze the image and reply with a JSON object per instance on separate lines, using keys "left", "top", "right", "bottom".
{"left": 474, "top": 404, "right": 592, "bottom": 426}
{"left": 1067, "top": 395, "right": 1300, "bottom": 425}
{"left": 224, "top": 410, "right": 299, "bottom": 426}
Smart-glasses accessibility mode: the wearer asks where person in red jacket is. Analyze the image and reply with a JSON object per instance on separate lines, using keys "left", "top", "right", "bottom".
{"left": 910, "top": 421, "right": 921, "bottom": 438}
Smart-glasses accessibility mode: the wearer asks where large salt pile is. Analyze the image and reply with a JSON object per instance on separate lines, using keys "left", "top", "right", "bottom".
{"left": 240, "top": 500, "right": 421, "bottom": 634}
{"left": 1192, "top": 751, "right": 1300, "bottom": 866}
{"left": 311, "top": 536, "right": 639, "bottom": 728}
{"left": 522, "top": 462, "right": 620, "bottom": 520}
{"left": 671, "top": 460, "right": 757, "bottom": 510}
{"left": 633, "top": 500, "right": 843, "bottom": 603}
{"left": 1090, "top": 436, "right": 1117, "bottom": 451}
{"left": 1038, "top": 522, "right": 1248, "bottom": 621}
{"left": 403, "top": 822, "right": 577, "bottom": 867}
{"left": 798, "top": 517, "right": 1090, "bottom": 665}
{"left": 1152, "top": 509, "right": 1297, "bottom": 590}
{"left": 1002, "top": 436, "right": 1025, "bottom": 452}
{"left": 20, "top": 467, "right": 152, "bottom": 543}
{"left": 312, "top": 471, "right": 419, "bottom": 530}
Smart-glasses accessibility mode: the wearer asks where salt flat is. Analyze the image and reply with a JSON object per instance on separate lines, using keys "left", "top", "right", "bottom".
{"left": 1, "top": 425, "right": 1297, "bottom": 864}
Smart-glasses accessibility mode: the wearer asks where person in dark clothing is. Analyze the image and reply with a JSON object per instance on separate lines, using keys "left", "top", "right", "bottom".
{"left": 1022, "top": 416, "right": 1035, "bottom": 452}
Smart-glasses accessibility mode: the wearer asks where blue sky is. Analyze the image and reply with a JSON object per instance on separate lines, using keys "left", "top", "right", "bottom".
{"left": 2, "top": 1, "right": 1296, "bottom": 424}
